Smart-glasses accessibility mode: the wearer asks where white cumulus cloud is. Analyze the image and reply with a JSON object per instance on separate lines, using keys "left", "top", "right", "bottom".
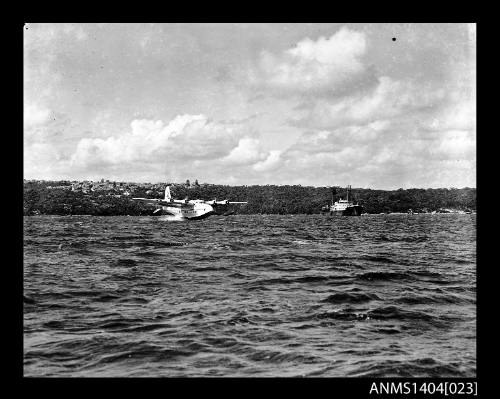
{"left": 70, "top": 114, "right": 256, "bottom": 169}
{"left": 254, "top": 27, "right": 371, "bottom": 95}
{"left": 222, "top": 137, "right": 267, "bottom": 165}
{"left": 253, "top": 150, "right": 283, "bottom": 172}
{"left": 24, "top": 103, "right": 51, "bottom": 128}
{"left": 293, "top": 76, "right": 446, "bottom": 130}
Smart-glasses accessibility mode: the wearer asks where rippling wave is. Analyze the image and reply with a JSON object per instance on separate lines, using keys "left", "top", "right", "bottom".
{"left": 24, "top": 214, "right": 476, "bottom": 377}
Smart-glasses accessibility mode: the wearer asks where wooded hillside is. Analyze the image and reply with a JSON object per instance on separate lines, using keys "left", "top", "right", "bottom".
{"left": 23, "top": 180, "right": 476, "bottom": 216}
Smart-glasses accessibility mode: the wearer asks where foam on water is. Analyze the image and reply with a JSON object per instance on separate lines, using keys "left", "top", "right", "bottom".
{"left": 158, "top": 214, "right": 185, "bottom": 222}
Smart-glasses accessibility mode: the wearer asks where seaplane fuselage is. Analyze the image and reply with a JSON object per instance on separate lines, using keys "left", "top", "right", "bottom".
{"left": 161, "top": 201, "right": 214, "bottom": 220}
{"left": 133, "top": 186, "right": 245, "bottom": 220}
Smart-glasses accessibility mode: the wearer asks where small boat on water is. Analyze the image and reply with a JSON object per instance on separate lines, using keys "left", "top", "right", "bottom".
{"left": 321, "top": 185, "right": 363, "bottom": 216}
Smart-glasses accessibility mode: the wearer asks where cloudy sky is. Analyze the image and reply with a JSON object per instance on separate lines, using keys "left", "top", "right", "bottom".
{"left": 24, "top": 23, "right": 476, "bottom": 189}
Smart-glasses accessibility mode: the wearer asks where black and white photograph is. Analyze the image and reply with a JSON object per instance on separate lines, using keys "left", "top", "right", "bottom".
{"left": 23, "top": 23, "right": 476, "bottom": 380}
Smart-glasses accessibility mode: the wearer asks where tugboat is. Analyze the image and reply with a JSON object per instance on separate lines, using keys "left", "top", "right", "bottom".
{"left": 321, "top": 185, "right": 363, "bottom": 216}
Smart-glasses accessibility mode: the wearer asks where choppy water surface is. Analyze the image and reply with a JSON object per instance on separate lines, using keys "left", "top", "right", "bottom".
{"left": 24, "top": 214, "right": 476, "bottom": 377}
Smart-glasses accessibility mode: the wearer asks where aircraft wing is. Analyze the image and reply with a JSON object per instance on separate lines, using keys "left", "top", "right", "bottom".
{"left": 208, "top": 200, "right": 248, "bottom": 205}
{"left": 165, "top": 202, "right": 194, "bottom": 208}
{"left": 132, "top": 198, "right": 163, "bottom": 205}
{"left": 132, "top": 198, "right": 194, "bottom": 208}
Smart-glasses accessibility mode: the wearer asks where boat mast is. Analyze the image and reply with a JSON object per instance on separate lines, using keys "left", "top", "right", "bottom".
{"left": 347, "top": 185, "right": 350, "bottom": 202}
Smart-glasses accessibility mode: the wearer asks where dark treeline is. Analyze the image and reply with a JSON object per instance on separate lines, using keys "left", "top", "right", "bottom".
{"left": 23, "top": 180, "right": 476, "bottom": 216}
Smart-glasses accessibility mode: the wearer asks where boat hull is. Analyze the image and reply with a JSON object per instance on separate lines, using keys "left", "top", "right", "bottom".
{"left": 325, "top": 205, "right": 364, "bottom": 216}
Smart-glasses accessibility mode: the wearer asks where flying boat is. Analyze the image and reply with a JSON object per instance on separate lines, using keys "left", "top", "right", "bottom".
{"left": 132, "top": 186, "right": 247, "bottom": 220}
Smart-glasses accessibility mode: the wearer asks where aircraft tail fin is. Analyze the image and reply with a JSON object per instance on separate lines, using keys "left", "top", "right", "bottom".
{"left": 164, "top": 186, "right": 171, "bottom": 201}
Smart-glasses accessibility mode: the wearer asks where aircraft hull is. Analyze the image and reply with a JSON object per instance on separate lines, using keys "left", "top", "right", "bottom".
{"left": 162, "top": 210, "right": 213, "bottom": 220}
{"left": 161, "top": 203, "right": 214, "bottom": 220}
{"left": 184, "top": 211, "right": 214, "bottom": 220}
